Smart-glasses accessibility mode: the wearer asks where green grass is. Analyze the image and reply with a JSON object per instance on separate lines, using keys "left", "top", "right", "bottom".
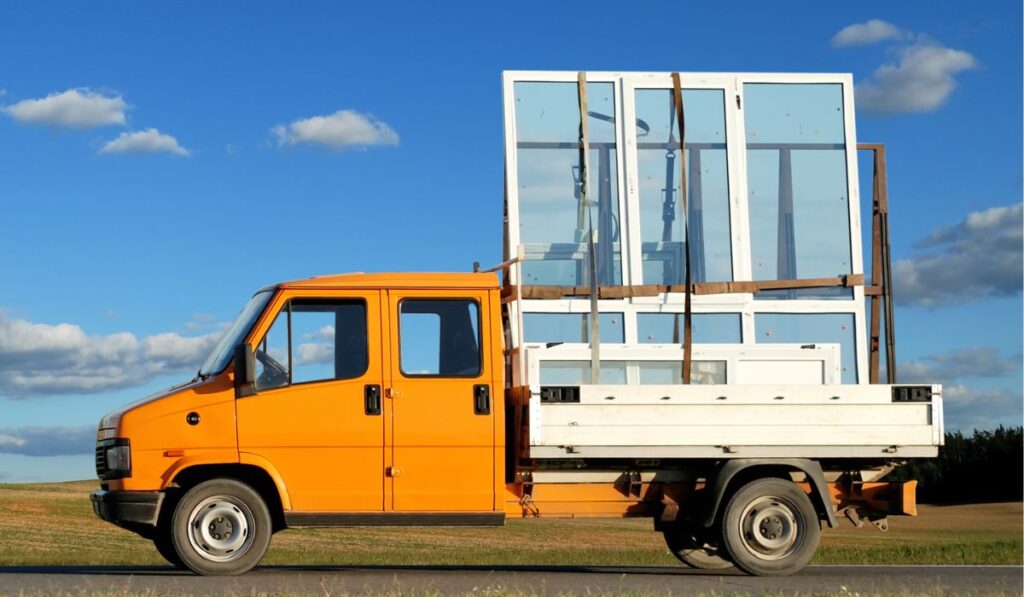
{"left": 0, "top": 481, "right": 1020, "bottom": 568}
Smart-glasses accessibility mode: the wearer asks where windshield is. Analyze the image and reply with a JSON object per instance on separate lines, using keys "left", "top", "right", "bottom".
{"left": 198, "top": 290, "right": 274, "bottom": 377}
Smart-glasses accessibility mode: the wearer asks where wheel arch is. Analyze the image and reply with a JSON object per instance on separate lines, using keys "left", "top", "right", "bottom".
{"left": 166, "top": 463, "right": 288, "bottom": 532}
{"left": 702, "top": 459, "right": 838, "bottom": 529}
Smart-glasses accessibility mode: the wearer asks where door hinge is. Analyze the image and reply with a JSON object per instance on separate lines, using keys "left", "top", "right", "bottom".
{"left": 385, "top": 387, "right": 402, "bottom": 399}
{"left": 736, "top": 94, "right": 742, "bottom": 109}
{"left": 386, "top": 466, "right": 404, "bottom": 477}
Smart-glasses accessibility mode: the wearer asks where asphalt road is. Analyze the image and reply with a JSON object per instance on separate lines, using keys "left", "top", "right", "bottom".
{"left": 0, "top": 564, "right": 1020, "bottom": 595}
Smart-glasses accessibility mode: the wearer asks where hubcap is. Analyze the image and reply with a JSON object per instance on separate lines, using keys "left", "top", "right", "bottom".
{"left": 187, "top": 495, "right": 254, "bottom": 562}
{"left": 739, "top": 496, "right": 799, "bottom": 561}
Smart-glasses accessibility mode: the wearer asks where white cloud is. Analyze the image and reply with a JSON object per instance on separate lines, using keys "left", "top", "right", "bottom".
{"left": 296, "top": 342, "right": 333, "bottom": 365}
{"left": 0, "top": 434, "right": 27, "bottom": 448}
{"left": 898, "top": 347, "right": 1022, "bottom": 431}
{"left": 183, "top": 313, "right": 217, "bottom": 332}
{"left": 272, "top": 109, "right": 399, "bottom": 150}
{"left": 894, "top": 203, "right": 1023, "bottom": 307}
{"left": 0, "top": 311, "right": 221, "bottom": 397}
{"left": 856, "top": 43, "right": 977, "bottom": 114}
{"left": 832, "top": 19, "right": 907, "bottom": 48}
{"left": 901, "top": 347, "right": 1021, "bottom": 385}
{"left": 3, "top": 88, "right": 127, "bottom": 129}
{"left": 0, "top": 426, "right": 93, "bottom": 456}
{"left": 942, "top": 385, "right": 1023, "bottom": 431}
{"left": 308, "top": 325, "right": 335, "bottom": 341}
{"left": 142, "top": 333, "right": 220, "bottom": 371}
{"left": 99, "top": 128, "right": 189, "bottom": 156}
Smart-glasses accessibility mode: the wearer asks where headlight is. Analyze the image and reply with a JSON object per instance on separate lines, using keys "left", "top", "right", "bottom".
{"left": 105, "top": 445, "right": 131, "bottom": 472}
{"left": 96, "top": 438, "right": 131, "bottom": 480}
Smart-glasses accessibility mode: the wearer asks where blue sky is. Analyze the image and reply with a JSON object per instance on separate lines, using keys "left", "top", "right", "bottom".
{"left": 0, "top": 1, "right": 1020, "bottom": 482}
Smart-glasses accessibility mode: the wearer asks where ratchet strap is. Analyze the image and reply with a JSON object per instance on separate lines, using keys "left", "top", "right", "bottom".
{"left": 671, "top": 72, "right": 693, "bottom": 384}
{"left": 578, "top": 72, "right": 601, "bottom": 384}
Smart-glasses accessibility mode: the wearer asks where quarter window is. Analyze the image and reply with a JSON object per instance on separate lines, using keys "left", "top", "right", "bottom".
{"left": 400, "top": 299, "right": 481, "bottom": 377}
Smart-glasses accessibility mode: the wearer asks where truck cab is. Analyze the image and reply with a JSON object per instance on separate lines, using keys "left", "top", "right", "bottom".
{"left": 93, "top": 273, "right": 506, "bottom": 574}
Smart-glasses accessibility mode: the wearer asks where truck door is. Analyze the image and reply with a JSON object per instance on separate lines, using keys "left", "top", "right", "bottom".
{"left": 237, "top": 290, "right": 385, "bottom": 512}
{"left": 386, "top": 290, "right": 496, "bottom": 512}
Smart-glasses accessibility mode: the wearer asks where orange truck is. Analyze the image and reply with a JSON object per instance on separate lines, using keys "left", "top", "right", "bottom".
{"left": 91, "top": 272, "right": 933, "bottom": 577}
{"left": 91, "top": 71, "right": 942, "bottom": 577}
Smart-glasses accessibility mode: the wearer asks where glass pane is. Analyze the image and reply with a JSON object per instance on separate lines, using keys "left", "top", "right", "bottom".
{"left": 289, "top": 300, "right": 367, "bottom": 383}
{"left": 400, "top": 312, "right": 440, "bottom": 375}
{"left": 637, "top": 361, "right": 726, "bottom": 384}
{"left": 745, "top": 84, "right": 853, "bottom": 296}
{"left": 523, "top": 312, "right": 624, "bottom": 344}
{"left": 636, "top": 88, "right": 732, "bottom": 284}
{"left": 200, "top": 290, "right": 273, "bottom": 376}
{"left": 514, "top": 81, "right": 621, "bottom": 286}
{"left": 290, "top": 307, "right": 337, "bottom": 384}
{"left": 637, "top": 313, "right": 742, "bottom": 344}
{"left": 539, "top": 361, "right": 627, "bottom": 385}
{"left": 400, "top": 300, "right": 481, "bottom": 377}
{"left": 755, "top": 313, "right": 857, "bottom": 383}
{"left": 332, "top": 302, "right": 370, "bottom": 379}
{"left": 744, "top": 84, "right": 845, "bottom": 143}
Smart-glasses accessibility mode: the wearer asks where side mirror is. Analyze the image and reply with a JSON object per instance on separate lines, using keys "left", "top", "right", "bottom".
{"left": 234, "top": 343, "right": 256, "bottom": 397}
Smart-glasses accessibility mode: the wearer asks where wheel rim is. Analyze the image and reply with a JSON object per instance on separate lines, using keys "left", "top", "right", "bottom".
{"left": 738, "top": 495, "right": 800, "bottom": 561}
{"left": 186, "top": 495, "right": 255, "bottom": 563}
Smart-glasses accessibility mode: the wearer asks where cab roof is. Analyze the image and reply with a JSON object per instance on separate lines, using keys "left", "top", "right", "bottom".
{"left": 276, "top": 271, "right": 500, "bottom": 290}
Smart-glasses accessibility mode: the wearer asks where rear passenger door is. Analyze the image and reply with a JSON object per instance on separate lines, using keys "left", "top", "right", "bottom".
{"left": 385, "top": 290, "right": 496, "bottom": 512}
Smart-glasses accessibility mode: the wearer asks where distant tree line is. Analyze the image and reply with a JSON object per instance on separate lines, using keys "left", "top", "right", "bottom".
{"left": 888, "top": 426, "right": 1023, "bottom": 504}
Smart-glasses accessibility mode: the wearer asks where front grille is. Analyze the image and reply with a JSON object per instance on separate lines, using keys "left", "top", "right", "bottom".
{"left": 94, "top": 438, "right": 128, "bottom": 480}
{"left": 95, "top": 443, "right": 108, "bottom": 478}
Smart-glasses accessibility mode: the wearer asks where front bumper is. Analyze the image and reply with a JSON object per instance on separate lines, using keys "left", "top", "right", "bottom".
{"left": 90, "top": 490, "right": 164, "bottom": 527}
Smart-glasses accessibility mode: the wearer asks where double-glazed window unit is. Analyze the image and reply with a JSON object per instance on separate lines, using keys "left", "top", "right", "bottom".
{"left": 503, "top": 72, "right": 867, "bottom": 385}
{"left": 255, "top": 299, "right": 368, "bottom": 391}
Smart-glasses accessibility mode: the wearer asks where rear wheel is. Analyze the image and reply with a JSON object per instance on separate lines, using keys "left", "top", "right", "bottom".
{"left": 720, "top": 478, "right": 820, "bottom": 576}
{"left": 170, "top": 479, "right": 272, "bottom": 576}
{"left": 663, "top": 523, "right": 734, "bottom": 570}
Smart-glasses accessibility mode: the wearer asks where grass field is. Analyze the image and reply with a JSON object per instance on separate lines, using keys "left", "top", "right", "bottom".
{"left": 0, "top": 481, "right": 1020, "bottom": 568}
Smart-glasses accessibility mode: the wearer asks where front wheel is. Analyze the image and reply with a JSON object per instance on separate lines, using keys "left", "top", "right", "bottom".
{"left": 662, "top": 523, "right": 734, "bottom": 570}
{"left": 720, "top": 478, "right": 820, "bottom": 577}
{"left": 170, "top": 479, "right": 272, "bottom": 576}
{"left": 153, "top": 533, "right": 186, "bottom": 569}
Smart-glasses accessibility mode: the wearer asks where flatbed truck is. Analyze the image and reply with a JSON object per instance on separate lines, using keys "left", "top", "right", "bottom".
{"left": 90, "top": 71, "right": 942, "bottom": 577}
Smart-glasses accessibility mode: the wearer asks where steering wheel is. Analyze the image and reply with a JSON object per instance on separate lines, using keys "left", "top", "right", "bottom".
{"left": 254, "top": 348, "right": 289, "bottom": 389}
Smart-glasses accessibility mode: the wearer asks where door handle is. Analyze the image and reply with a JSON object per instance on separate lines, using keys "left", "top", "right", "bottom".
{"left": 473, "top": 384, "right": 491, "bottom": 415}
{"left": 364, "top": 384, "right": 382, "bottom": 415}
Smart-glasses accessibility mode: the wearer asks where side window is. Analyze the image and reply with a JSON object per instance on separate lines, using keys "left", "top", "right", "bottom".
{"left": 399, "top": 299, "right": 481, "bottom": 377}
{"left": 254, "top": 299, "right": 368, "bottom": 391}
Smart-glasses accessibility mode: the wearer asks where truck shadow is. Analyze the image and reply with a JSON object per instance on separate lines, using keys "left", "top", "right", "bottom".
{"left": 0, "top": 564, "right": 744, "bottom": 577}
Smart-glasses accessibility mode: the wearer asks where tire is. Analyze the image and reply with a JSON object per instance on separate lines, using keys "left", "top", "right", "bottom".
{"left": 720, "top": 478, "right": 820, "bottom": 577}
{"left": 170, "top": 479, "right": 272, "bottom": 576}
{"left": 153, "top": 532, "right": 186, "bottom": 569}
{"left": 662, "top": 523, "right": 734, "bottom": 570}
